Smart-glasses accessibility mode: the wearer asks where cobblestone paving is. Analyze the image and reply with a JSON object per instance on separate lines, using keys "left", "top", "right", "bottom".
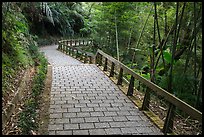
{"left": 40, "top": 44, "right": 82, "bottom": 66}
{"left": 40, "top": 45, "right": 163, "bottom": 135}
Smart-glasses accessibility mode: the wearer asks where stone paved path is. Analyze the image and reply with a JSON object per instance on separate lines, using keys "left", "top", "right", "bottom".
{"left": 40, "top": 45, "right": 163, "bottom": 135}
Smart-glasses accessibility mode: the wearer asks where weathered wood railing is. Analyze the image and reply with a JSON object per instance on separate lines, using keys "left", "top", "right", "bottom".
{"left": 58, "top": 39, "right": 94, "bottom": 63}
{"left": 59, "top": 39, "right": 93, "bottom": 47}
{"left": 58, "top": 39, "right": 202, "bottom": 135}
{"left": 95, "top": 49, "right": 202, "bottom": 135}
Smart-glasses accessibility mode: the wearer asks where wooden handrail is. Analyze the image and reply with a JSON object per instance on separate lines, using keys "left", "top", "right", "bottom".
{"left": 59, "top": 39, "right": 93, "bottom": 47}
{"left": 95, "top": 49, "right": 202, "bottom": 122}
{"left": 58, "top": 39, "right": 202, "bottom": 134}
{"left": 58, "top": 39, "right": 95, "bottom": 64}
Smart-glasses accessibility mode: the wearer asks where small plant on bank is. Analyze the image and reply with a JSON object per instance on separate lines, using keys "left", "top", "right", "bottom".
{"left": 18, "top": 52, "right": 48, "bottom": 135}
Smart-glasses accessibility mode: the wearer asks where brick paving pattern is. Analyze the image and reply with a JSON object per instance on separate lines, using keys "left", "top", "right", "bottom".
{"left": 40, "top": 45, "right": 163, "bottom": 135}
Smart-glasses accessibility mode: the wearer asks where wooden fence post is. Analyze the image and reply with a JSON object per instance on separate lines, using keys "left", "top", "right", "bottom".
{"left": 84, "top": 53, "right": 87, "bottom": 63}
{"left": 99, "top": 54, "right": 102, "bottom": 66}
{"left": 68, "top": 46, "right": 71, "bottom": 55}
{"left": 66, "top": 45, "right": 68, "bottom": 54}
{"left": 79, "top": 39, "right": 81, "bottom": 45}
{"left": 103, "top": 58, "right": 108, "bottom": 71}
{"left": 117, "top": 67, "right": 123, "bottom": 85}
{"left": 80, "top": 52, "right": 83, "bottom": 61}
{"left": 95, "top": 54, "right": 99, "bottom": 65}
{"left": 76, "top": 50, "right": 79, "bottom": 58}
{"left": 109, "top": 62, "right": 115, "bottom": 77}
{"left": 163, "top": 103, "right": 175, "bottom": 134}
{"left": 89, "top": 56, "right": 92, "bottom": 64}
{"left": 141, "top": 87, "right": 150, "bottom": 110}
{"left": 57, "top": 42, "right": 60, "bottom": 50}
{"left": 63, "top": 44, "right": 65, "bottom": 53}
{"left": 70, "top": 48, "right": 73, "bottom": 56}
{"left": 74, "top": 39, "right": 76, "bottom": 46}
{"left": 127, "top": 76, "right": 134, "bottom": 96}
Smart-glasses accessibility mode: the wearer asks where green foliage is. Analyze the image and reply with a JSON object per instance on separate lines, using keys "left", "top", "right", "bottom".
{"left": 2, "top": 3, "right": 48, "bottom": 134}
{"left": 18, "top": 51, "right": 48, "bottom": 135}
{"left": 70, "top": 2, "right": 202, "bottom": 111}
{"left": 2, "top": 3, "right": 36, "bottom": 94}
{"left": 163, "top": 49, "right": 172, "bottom": 64}
{"left": 18, "top": 98, "right": 37, "bottom": 134}
{"left": 20, "top": 2, "right": 87, "bottom": 38}
{"left": 141, "top": 73, "right": 151, "bottom": 80}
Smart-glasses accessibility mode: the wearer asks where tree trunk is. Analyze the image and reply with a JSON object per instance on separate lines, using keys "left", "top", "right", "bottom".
{"left": 167, "top": 2, "right": 179, "bottom": 94}
{"left": 115, "top": 10, "right": 119, "bottom": 61}
{"left": 126, "top": 27, "right": 132, "bottom": 55}
{"left": 131, "top": 5, "right": 153, "bottom": 68}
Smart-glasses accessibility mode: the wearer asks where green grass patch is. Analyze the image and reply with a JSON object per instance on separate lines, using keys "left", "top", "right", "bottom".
{"left": 18, "top": 52, "right": 48, "bottom": 135}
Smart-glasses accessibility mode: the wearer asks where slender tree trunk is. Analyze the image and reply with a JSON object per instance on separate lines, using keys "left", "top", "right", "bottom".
{"left": 151, "top": 3, "right": 156, "bottom": 83}
{"left": 164, "top": 5, "right": 168, "bottom": 37}
{"left": 154, "top": 23, "right": 174, "bottom": 72}
{"left": 126, "top": 27, "right": 132, "bottom": 55}
{"left": 183, "top": 3, "right": 201, "bottom": 74}
{"left": 183, "top": 38, "right": 195, "bottom": 74}
{"left": 168, "top": 2, "right": 179, "bottom": 94}
{"left": 195, "top": 76, "right": 202, "bottom": 109}
{"left": 154, "top": 2, "right": 166, "bottom": 74}
{"left": 131, "top": 5, "right": 153, "bottom": 68}
{"left": 115, "top": 10, "right": 119, "bottom": 61}
{"left": 176, "top": 2, "right": 186, "bottom": 44}
{"left": 193, "top": 2, "right": 197, "bottom": 96}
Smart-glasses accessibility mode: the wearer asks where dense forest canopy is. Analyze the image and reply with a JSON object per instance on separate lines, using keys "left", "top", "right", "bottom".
{"left": 2, "top": 2, "right": 202, "bottom": 113}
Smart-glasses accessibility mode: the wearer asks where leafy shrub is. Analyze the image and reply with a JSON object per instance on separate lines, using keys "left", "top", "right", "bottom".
{"left": 18, "top": 51, "right": 48, "bottom": 135}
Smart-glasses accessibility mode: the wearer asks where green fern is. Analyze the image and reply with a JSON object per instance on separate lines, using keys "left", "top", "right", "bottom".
{"left": 41, "top": 2, "right": 55, "bottom": 26}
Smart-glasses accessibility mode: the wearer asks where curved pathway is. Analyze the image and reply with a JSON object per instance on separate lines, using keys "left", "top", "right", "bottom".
{"left": 40, "top": 45, "right": 163, "bottom": 135}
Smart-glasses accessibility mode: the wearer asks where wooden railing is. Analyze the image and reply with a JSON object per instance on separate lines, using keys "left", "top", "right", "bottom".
{"left": 58, "top": 39, "right": 94, "bottom": 64}
{"left": 59, "top": 39, "right": 93, "bottom": 47}
{"left": 95, "top": 49, "right": 202, "bottom": 135}
{"left": 58, "top": 39, "right": 202, "bottom": 135}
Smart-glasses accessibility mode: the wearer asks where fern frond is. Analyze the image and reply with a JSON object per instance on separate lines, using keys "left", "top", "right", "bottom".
{"left": 41, "top": 2, "right": 55, "bottom": 26}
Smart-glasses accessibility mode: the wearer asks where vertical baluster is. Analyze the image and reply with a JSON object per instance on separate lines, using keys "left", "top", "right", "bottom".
{"left": 127, "top": 76, "right": 134, "bottom": 96}
{"left": 76, "top": 49, "right": 79, "bottom": 59}
{"left": 83, "top": 53, "right": 86, "bottom": 63}
{"left": 98, "top": 54, "right": 102, "bottom": 66}
{"left": 66, "top": 44, "right": 68, "bottom": 54}
{"left": 72, "top": 48, "right": 74, "bottom": 56}
{"left": 62, "top": 44, "right": 65, "bottom": 52}
{"left": 103, "top": 58, "right": 108, "bottom": 71}
{"left": 73, "top": 48, "right": 76, "bottom": 57}
{"left": 109, "top": 62, "right": 115, "bottom": 77}
{"left": 70, "top": 39, "right": 72, "bottom": 47}
{"left": 70, "top": 48, "right": 73, "bottom": 56}
{"left": 68, "top": 46, "right": 71, "bottom": 55}
{"left": 95, "top": 54, "right": 98, "bottom": 64}
{"left": 64, "top": 43, "right": 66, "bottom": 54}
{"left": 89, "top": 56, "right": 92, "bottom": 64}
{"left": 117, "top": 67, "right": 123, "bottom": 85}
{"left": 57, "top": 42, "right": 60, "bottom": 50}
{"left": 60, "top": 42, "right": 62, "bottom": 50}
{"left": 163, "top": 103, "right": 175, "bottom": 134}
{"left": 96, "top": 53, "right": 101, "bottom": 65}
{"left": 58, "top": 41, "right": 59, "bottom": 50}
{"left": 80, "top": 52, "right": 83, "bottom": 61}
{"left": 141, "top": 87, "right": 150, "bottom": 110}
